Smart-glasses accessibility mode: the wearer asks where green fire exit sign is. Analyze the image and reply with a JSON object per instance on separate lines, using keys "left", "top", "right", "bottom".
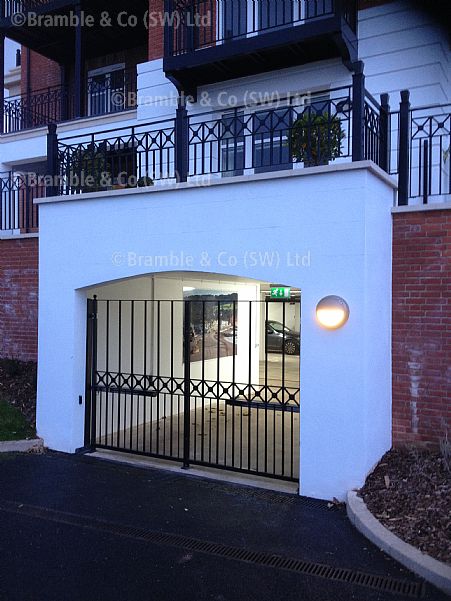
{"left": 270, "top": 287, "right": 291, "bottom": 299}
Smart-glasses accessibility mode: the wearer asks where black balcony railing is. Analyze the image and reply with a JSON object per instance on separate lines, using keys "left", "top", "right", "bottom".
{"left": 56, "top": 117, "right": 176, "bottom": 195}
{"left": 51, "top": 83, "right": 389, "bottom": 197}
{"left": 389, "top": 95, "right": 451, "bottom": 205}
{"left": 165, "top": 0, "right": 356, "bottom": 56}
{"left": 3, "top": 85, "right": 70, "bottom": 134}
{"left": 2, "top": 84, "right": 447, "bottom": 231}
{"left": 408, "top": 104, "right": 451, "bottom": 203}
{"left": 1, "top": 0, "right": 52, "bottom": 18}
{"left": 2, "top": 68, "right": 138, "bottom": 134}
{"left": 188, "top": 88, "right": 353, "bottom": 177}
{"left": 0, "top": 171, "right": 45, "bottom": 231}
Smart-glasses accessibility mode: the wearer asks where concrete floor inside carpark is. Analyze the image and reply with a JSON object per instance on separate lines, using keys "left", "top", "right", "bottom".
{"left": 97, "top": 355, "right": 300, "bottom": 480}
{"left": 259, "top": 354, "right": 300, "bottom": 387}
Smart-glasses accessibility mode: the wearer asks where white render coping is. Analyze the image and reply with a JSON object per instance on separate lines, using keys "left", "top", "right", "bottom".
{"left": 0, "top": 438, "right": 43, "bottom": 454}
{"left": 35, "top": 161, "right": 398, "bottom": 206}
{"left": 347, "top": 491, "right": 451, "bottom": 596}
{"left": 0, "top": 232, "right": 39, "bottom": 240}
{"left": 0, "top": 109, "right": 137, "bottom": 144}
{"left": 392, "top": 201, "right": 451, "bottom": 214}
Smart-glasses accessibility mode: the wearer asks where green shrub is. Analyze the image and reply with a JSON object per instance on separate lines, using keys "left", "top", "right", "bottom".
{"left": 291, "top": 112, "right": 345, "bottom": 166}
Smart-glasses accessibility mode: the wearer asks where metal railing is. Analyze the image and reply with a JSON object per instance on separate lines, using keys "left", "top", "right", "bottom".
{"left": 165, "top": 0, "right": 357, "bottom": 57}
{"left": 3, "top": 85, "right": 71, "bottom": 134}
{"left": 2, "top": 68, "right": 138, "bottom": 134}
{"left": 188, "top": 87, "right": 353, "bottom": 177}
{"left": 394, "top": 92, "right": 450, "bottom": 205}
{"left": 53, "top": 82, "right": 387, "bottom": 195}
{"left": 1, "top": 0, "right": 52, "bottom": 18}
{"left": 408, "top": 104, "right": 451, "bottom": 203}
{"left": 56, "top": 117, "right": 176, "bottom": 195}
{"left": 86, "top": 298, "right": 300, "bottom": 481}
{"left": 363, "top": 90, "right": 390, "bottom": 171}
{"left": 0, "top": 171, "right": 45, "bottom": 232}
{"left": 9, "top": 84, "right": 448, "bottom": 207}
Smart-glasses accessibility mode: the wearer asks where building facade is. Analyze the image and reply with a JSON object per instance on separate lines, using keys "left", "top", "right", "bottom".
{"left": 0, "top": 0, "right": 449, "bottom": 499}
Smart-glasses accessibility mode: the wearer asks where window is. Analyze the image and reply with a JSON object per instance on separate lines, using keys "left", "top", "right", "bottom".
{"left": 253, "top": 107, "right": 293, "bottom": 174}
{"left": 221, "top": 112, "right": 246, "bottom": 176}
{"left": 87, "top": 64, "right": 126, "bottom": 117}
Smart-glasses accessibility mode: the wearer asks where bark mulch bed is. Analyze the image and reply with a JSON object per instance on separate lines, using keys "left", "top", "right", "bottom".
{"left": 360, "top": 448, "right": 451, "bottom": 565}
{"left": 0, "top": 359, "right": 37, "bottom": 429}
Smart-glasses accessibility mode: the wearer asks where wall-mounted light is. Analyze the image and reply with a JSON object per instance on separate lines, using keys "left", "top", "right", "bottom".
{"left": 316, "top": 296, "right": 350, "bottom": 330}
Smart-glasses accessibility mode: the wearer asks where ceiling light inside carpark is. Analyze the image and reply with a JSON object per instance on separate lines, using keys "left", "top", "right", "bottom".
{"left": 183, "top": 287, "right": 196, "bottom": 292}
{"left": 316, "top": 296, "right": 350, "bottom": 330}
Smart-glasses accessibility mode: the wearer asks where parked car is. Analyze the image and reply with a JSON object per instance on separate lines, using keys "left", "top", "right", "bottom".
{"left": 265, "top": 321, "right": 300, "bottom": 355}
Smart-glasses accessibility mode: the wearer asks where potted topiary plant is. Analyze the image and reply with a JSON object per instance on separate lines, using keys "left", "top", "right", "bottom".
{"left": 291, "top": 111, "right": 345, "bottom": 167}
{"left": 69, "top": 143, "right": 112, "bottom": 193}
{"left": 137, "top": 175, "right": 154, "bottom": 188}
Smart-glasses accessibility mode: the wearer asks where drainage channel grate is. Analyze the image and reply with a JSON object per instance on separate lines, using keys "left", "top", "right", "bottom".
{"left": 200, "top": 482, "right": 300, "bottom": 505}
{"left": 0, "top": 499, "right": 424, "bottom": 599}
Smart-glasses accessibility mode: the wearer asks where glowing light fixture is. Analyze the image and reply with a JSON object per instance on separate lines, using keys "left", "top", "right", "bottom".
{"left": 316, "top": 295, "right": 350, "bottom": 330}
{"left": 183, "top": 286, "right": 196, "bottom": 292}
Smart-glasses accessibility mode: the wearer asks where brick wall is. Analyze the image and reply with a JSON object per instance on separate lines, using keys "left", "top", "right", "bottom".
{"left": 392, "top": 208, "right": 451, "bottom": 447}
{"left": 148, "top": 0, "right": 165, "bottom": 61}
{"left": 0, "top": 237, "right": 38, "bottom": 362}
{"left": 21, "top": 49, "right": 60, "bottom": 95}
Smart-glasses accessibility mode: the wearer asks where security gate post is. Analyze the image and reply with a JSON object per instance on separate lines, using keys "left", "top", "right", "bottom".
{"left": 84, "top": 295, "right": 98, "bottom": 448}
{"left": 182, "top": 300, "right": 191, "bottom": 468}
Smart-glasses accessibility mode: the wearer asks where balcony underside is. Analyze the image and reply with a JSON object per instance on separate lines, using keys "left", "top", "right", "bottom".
{"left": 164, "top": 18, "right": 358, "bottom": 97}
{"left": 0, "top": 0, "right": 148, "bottom": 62}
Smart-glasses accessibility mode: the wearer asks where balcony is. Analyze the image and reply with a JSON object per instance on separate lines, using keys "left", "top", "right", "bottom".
{"left": 0, "top": 0, "right": 148, "bottom": 62}
{"left": 0, "top": 170, "right": 43, "bottom": 233}
{"left": 163, "top": 0, "right": 358, "bottom": 97}
{"left": 2, "top": 66, "right": 137, "bottom": 134}
{"left": 2, "top": 92, "right": 450, "bottom": 235}
{"left": 52, "top": 83, "right": 385, "bottom": 193}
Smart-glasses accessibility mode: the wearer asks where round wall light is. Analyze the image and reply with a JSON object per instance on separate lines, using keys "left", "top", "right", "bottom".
{"left": 316, "top": 295, "right": 350, "bottom": 330}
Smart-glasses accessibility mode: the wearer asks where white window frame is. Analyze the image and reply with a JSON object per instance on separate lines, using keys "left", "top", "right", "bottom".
{"left": 87, "top": 63, "right": 126, "bottom": 117}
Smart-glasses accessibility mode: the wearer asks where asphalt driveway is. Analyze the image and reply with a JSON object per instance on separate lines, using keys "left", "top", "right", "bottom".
{"left": 0, "top": 452, "right": 447, "bottom": 601}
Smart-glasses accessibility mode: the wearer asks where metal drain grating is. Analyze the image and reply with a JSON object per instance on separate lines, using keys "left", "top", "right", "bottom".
{"left": 0, "top": 499, "right": 424, "bottom": 598}
{"left": 200, "top": 481, "right": 300, "bottom": 505}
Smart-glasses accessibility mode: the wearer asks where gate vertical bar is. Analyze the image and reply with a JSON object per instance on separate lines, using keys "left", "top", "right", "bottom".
{"left": 183, "top": 300, "right": 191, "bottom": 468}
{"left": 84, "top": 298, "right": 94, "bottom": 447}
{"left": 90, "top": 296, "right": 98, "bottom": 447}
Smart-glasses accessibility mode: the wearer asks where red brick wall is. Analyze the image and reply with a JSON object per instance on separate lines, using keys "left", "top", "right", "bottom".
{"left": 21, "top": 49, "right": 60, "bottom": 95}
{"left": 392, "top": 209, "right": 451, "bottom": 447}
{"left": 148, "top": 0, "right": 165, "bottom": 61}
{"left": 0, "top": 237, "right": 38, "bottom": 362}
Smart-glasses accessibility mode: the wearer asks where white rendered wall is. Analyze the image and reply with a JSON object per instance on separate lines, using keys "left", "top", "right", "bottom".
{"left": 359, "top": 1, "right": 450, "bottom": 106}
{"left": 36, "top": 163, "right": 395, "bottom": 500}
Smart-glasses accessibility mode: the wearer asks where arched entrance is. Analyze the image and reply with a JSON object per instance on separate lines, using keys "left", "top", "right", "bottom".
{"left": 84, "top": 272, "right": 300, "bottom": 482}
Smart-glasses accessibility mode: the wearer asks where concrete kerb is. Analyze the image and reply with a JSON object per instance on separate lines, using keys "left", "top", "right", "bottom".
{"left": 347, "top": 491, "right": 451, "bottom": 596}
{"left": 0, "top": 438, "right": 44, "bottom": 454}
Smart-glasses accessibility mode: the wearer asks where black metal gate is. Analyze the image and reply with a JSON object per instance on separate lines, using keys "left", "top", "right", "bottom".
{"left": 85, "top": 296, "right": 300, "bottom": 481}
